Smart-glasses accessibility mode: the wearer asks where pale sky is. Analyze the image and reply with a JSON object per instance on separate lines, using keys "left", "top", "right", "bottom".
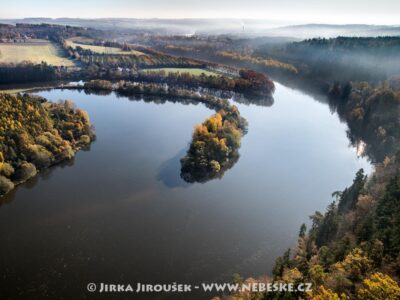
{"left": 1, "top": 0, "right": 399, "bottom": 25}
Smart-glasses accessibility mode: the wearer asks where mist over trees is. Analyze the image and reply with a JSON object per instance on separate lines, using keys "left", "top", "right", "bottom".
{"left": 255, "top": 36, "right": 400, "bottom": 82}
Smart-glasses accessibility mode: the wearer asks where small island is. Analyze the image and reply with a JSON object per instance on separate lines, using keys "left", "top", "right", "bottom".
{"left": 0, "top": 93, "right": 95, "bottom": 196}
{"left": 180, "top": 104, "right": 247, "bottom": 183}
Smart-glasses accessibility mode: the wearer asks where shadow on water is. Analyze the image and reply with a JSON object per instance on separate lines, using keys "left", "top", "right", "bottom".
{"left": 0, "top": 156, "right": 77, "bottom": 208}
{"left": 180, "top": 151, "right": 240, "bottom": 184}
{"left": 156, "top": 148, "right": 191, "bottom": 188}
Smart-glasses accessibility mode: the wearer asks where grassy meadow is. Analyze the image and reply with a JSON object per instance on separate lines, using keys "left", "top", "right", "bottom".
{"left": 65, "top": 37, "right": 145, "bottom": 56}
{"left": 0, "top": 41, "right": 75, "bottom": 66}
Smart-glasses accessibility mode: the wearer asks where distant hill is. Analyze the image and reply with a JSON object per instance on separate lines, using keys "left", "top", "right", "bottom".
{"left": 270, "top": 24, "right": 400, "bottom": 38}
{"left": 0, "top": 19, "right": 399, "bottom": 38}
{"left": 0, "top": 18, "right": 252, "bottom": 35}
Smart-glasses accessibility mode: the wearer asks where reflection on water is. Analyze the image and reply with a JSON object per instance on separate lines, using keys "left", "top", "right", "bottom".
{"left": 0, "top": 158, "right": 76, "bottom": 207}
{"left": 0, "top": 83, "right": 371, "bottom": 299}
{"left": 180, "top": 151, "right": 240, "bottom": 184}
{"left": 232, "top": 94, "right": 274, "bottom": 107}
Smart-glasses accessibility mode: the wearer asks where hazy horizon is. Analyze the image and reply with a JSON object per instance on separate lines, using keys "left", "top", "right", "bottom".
{"left": 1, "top": 0, "right": 400, "bottom": 25}
{"left": 1, "top": 17, "right": 399, "bottom": 26}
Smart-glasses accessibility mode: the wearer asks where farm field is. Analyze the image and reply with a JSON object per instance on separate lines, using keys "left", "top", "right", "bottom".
{"left": 66, "top": 37, "right": 145, "bottom": 56}
{"left": 0, "top": 42, "right": 75, "bottom": 66}
{"left": 142, "top": 67, "right": 221, "bottom": 76}
{"left": 0, "top": 82, "right": 57, "bottom": 94}
{"left": 0, "top": 89, "right": 27, "bottom": 94}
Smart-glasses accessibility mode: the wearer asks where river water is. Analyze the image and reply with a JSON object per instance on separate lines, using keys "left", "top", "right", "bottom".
{"left": 0, "top": 82, "right": 370, "bottom": 298}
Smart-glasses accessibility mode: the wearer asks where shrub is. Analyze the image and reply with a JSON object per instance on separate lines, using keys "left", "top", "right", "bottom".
{"left": 0, "top": 175, "right": 14, "bottom": 195}
{"left": 0, "top": 163, "right": 15, "bottom": 177}
{"left": 15, "top": 162, "right": 37, "bottom": 183}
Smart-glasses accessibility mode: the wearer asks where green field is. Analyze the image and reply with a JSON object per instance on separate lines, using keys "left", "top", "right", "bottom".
{"left": 142, "top": 68, "right": 221, "bottom": 76}
{"left": 0, "top": 42, "right": 75, "bottom": 66}
{"left": 66, "top": 38, "right": 145, "bottom": 56}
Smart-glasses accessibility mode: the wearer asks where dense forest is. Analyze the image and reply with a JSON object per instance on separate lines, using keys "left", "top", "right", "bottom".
{"left": 0, "top": 62, "right": 61, "bottom": 84}
{"left": 0, "top": 93, "right": 94, "bottom": 196}
{"left": 265, "top": 153, "right": 400, "bottom": 299}
{"left": 0, "top": 23, "right": 102, "bottom": 43}
{"left": 329, "top": 81, "right": 400, "bottom": 163}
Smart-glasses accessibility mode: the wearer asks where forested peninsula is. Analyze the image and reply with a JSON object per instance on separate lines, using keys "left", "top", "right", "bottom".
{"left": 0, "top": 93, "right": 95, "bottom": 196}
{"left": 79, "top": 79, "right": 249, "bottom": 183}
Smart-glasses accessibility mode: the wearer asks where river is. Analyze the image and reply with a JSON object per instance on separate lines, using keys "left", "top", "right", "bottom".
{"left": 0, "top": 82, "right": 370, "bottom": 298}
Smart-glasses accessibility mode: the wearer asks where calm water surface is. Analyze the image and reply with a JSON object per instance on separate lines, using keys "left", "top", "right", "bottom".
{"left": 0, "top": 83, "right": 370, "bottom": 298}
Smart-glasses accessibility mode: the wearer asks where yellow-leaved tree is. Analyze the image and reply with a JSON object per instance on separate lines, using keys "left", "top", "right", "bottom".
{"left": 306, "top": 285, "right": 349, "bottom": 300}
{"left": 357, "top": 272, "right": 400, "bottom": 300}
